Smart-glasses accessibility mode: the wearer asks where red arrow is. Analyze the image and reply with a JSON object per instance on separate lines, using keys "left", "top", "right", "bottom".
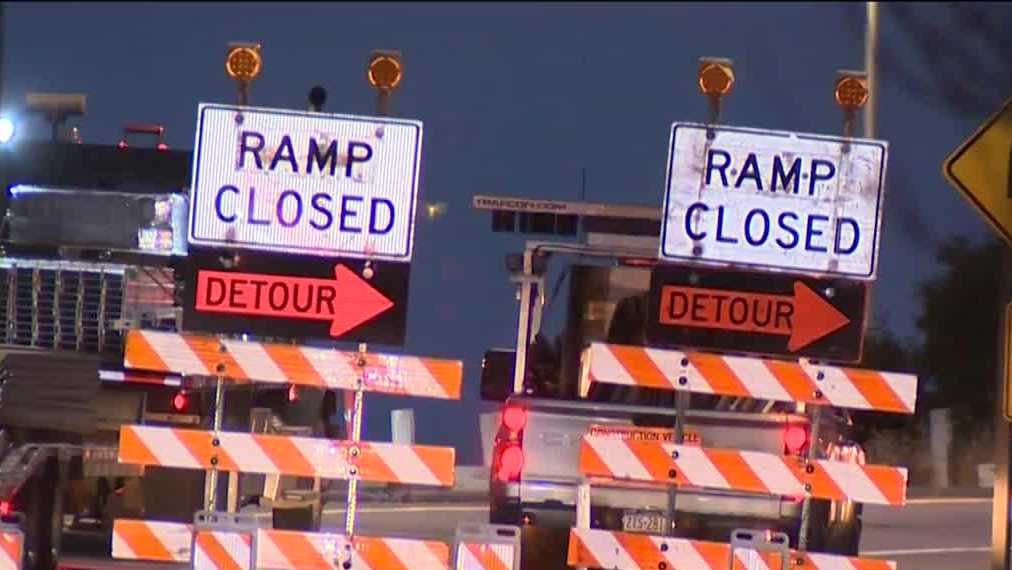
{"left": 658, "top": 281, "right": 850, "bottom": 351}
{"left": 195, "top": 265, "right": 394, "bottom": 337}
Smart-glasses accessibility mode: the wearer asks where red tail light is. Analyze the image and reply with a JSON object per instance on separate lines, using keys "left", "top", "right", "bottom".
{"left": 117, "top": 139, "right": 128, "bottom": 150}
{"left": 0, "top": 501, "right": 10, "bottom": 517}
{"left": 156, "top": 142, "right": 169, "bottom": 151}
{"left": 288, "top": 385, "right": 299, "bottom": 402}
{"left": 496, "top": 444, "right": 524, "bottom": 482}
{"left": 784, "top": 423, "right": 810, "bottom": 455}
{"left": 502, "top": 406, "right": 527, "bottom": 433}
{"left": 172, "top": 390, "right": 188, "bottom": 413}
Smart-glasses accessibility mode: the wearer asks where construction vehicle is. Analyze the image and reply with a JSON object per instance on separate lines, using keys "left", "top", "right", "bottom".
{"left": 0, "top": 113, "right": 338, "bottom": 570}
{"left": 474, "top": 194, "right": 868, "bottom": 570}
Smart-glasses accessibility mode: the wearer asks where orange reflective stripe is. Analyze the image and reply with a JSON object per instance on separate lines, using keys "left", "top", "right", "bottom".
{"left": 117, "top": 427, "right": 160, "bottom": 466}
{"left": 607, "top": 345, "right": 672, "bottom": 389}
{"left": 114, "top": 520, "right": 172, "bottom": 561}
{"left": 195, "top": 532, "right": 244, "bottom": 570}
{"left": 763, "top": 358, "right": 818, "bottom": 403}
{"left": 686, "top": 352, "right": 750, "bottom": 398}
{"left": 253, "top": 433, "right": 316, "bottom": 477}
{"left": 264, "top": 530, "right": 330, "bottom": 570}
{"left": 124, "top": 330, "right": 169, "bottom": 373}
{"left": 175, "top": 429, "right": 239, "bottom": 472}
{"left": 842, "top": 368, "right": 907, "bottom": 415}
{"left": 262, "top": 343, "right": 325, "bottom": 389}
{"left": 706, "top": 451, "right": 766, "bottom": 495}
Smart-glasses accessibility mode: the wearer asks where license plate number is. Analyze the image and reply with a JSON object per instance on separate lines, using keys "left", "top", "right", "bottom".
{"left": 621, "top": 511, "right": 667, "bottom": 534}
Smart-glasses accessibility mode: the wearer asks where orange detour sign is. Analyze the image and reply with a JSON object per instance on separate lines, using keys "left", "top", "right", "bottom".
{"left": 567, "top": 528, "right": 897, "bottom": 570}
{"left": 194, "top": 265, "right": 393, "bottom": 337}
{"left": 657, "top": 282, "right": 849, "bottom": 351}
{"left": 648, "top": 264, "right": 867, "bottom": 362}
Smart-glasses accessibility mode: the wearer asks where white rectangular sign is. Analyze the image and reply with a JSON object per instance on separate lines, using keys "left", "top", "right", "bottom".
{"left": 660, "top": 123, "right": 887, "bottom": 279}
{"left": 188, "top": 104, "right": 423, "bottom": 261}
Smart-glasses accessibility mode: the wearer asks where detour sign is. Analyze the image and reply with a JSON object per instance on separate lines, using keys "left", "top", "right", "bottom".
{"left": 647, "top": 264, "right": 867, "bottom": 363}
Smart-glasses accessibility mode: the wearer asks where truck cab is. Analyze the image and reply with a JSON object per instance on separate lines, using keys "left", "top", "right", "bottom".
{"left": 473, "top": 194, "right": 865, "bottom": 570}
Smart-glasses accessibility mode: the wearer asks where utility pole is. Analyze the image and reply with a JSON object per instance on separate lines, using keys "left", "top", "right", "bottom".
{"left": 864, "top": 1, "right": 878, "bottom": 138}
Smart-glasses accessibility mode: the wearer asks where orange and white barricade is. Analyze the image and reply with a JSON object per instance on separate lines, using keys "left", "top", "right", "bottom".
{"left": 580, "top": 342, "right": 917, "bottom": 414}
{"left": 568, "top": 528, "right": 897, "bottom": 570}
{"left": 257, "top": 528, "right": 450, "bottom": 570}
{"left": 112, "top": 329, "right": 518, "bottom": 569}
{"left": 112, "top": 519, "right": 192, "bottom": 562}
{"left": 568, "top": 342, "right": 918, "bottom": 570}
{"left": 0, "top": 524, "right": 23, "bottom": 570}
{"left": 453, "top": 524, "right": 521, "bottom": 570}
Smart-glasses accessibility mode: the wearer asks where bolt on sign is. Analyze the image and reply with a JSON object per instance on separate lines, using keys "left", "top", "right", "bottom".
{"left": 660, "top": 123, "right": 888, "bottom": 279}
{"left": 647, "top": 264, "right": 867, "bottom": 362}
{"left": 182, "top": 249, "right": 408, "bottom": 345}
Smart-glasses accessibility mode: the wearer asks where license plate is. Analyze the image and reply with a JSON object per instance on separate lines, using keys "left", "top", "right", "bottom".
{"left": 621, "top": 511, "right": 668, "bottom": 534}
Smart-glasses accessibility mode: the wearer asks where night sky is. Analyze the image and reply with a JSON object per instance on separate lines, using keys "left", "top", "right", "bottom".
{"left": 1, "top": 2, "right": 1005, "bottom": 462}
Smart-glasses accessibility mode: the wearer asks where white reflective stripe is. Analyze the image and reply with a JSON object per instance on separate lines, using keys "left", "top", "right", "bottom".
{"left": 386, "top": 538, "right": 444, "bottom": 570}
{"left": 643, "top": 348, "right": 684, "bottom": 390}
{"left": 740, "top": 451, "right": 805, "bottom": 496}
{"left": 288, "top": 438, "right": 352, "bottom": 479}
{"left": 586, "top": 439, "right": 652, "bottom": 481}
{"left": 734, "top": 548, "right": 775, "bottom": 570}
{"left": 371, "top": 443, "right": 440, "bottom": 486}
{"left": 146, "top": 330, "right": 209, "bottom": 376}
{"left": 111, "top": 530, "right": 136, "bottom": 560}
{"left": 216, "top": 531, "right": 251, "bottom": 570}
{"left": 667, "top": 445, "right": 730, "bottom": 489}
{"left": 723, "top": 355, "right": 792, "bottom": 402}
{"left": 818, "top": 461, "right": 889, "bottom": 504}
{"left": 253, "top": 531, "right": 290, "bottom": 569}
{"left": 805, "top": 552, "right": 859, "bottom": 570}
{"left": 589, "top": 344, "right": 636, "bottom": 387}
{"left": 456, "top": 544, "right": 483, "bottom": 570}
{"left": 218, "top": 432, "right": 278, "bottom": 473}
{"left": 134, "top": 426, "right": 202, "bottom": 469}
{"left": 800, "top": 362, "right": 870, "bottom": 410}
{"left": 387, "top": 357, "right": 446, "bottom": 398}
{"left": 100, "top": 371, "right": 126, "bottom": 382}
{"left": 222, "top": 340, "right": 287, "bottom": 384}
{"left": 577, "top": 529, "right": 639, "bottom": 569}
{"left": 881, "top": 372, "right": 917, "bottom": 412}
{"left": 302, "top": 346, "right": 357, "bottom": 390}
{"left": 657, "top": 536, "right": 713, "bottom": 568}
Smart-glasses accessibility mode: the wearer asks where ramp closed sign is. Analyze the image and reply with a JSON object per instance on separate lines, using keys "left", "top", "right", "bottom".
{"left": 660, "top": 124, "right": 887, "bottom": 279}
{"left": 188, "top": 104, "right": 423, "bottom": 261}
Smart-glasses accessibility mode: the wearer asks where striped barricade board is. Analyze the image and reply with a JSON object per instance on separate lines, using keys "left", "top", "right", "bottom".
{"left": 119, "top": 425, "right": 455, "bottom": 486}
{"left": 453, "top": 524, "right": 521, "bottom": 570}
{"left": 568, "top": 528, "right": 896, "bottom": 570}
{"left": 580, "top": 342, "right": 918, "bottom": 414}
{"left": 124, "top": 329, "right": 463, "bottom": 399}
{"left": 257, "top": 528, "right": 450, "bottom": 570}
{"left": 112, "top": 519, "right": 193, "bottom": 562}
{"left": 580, "top": 436, "right": 907, "bottom": 505}
{"left": 0, "top": 525, "right": 23, "bottom": 570}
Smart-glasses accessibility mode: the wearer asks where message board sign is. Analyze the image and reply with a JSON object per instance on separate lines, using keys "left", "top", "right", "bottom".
{"left": 660, "top": 124, "right": 887, "bottom": 279}
{"left": 188, "top": 104, "right": 423, "bottom": 261}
